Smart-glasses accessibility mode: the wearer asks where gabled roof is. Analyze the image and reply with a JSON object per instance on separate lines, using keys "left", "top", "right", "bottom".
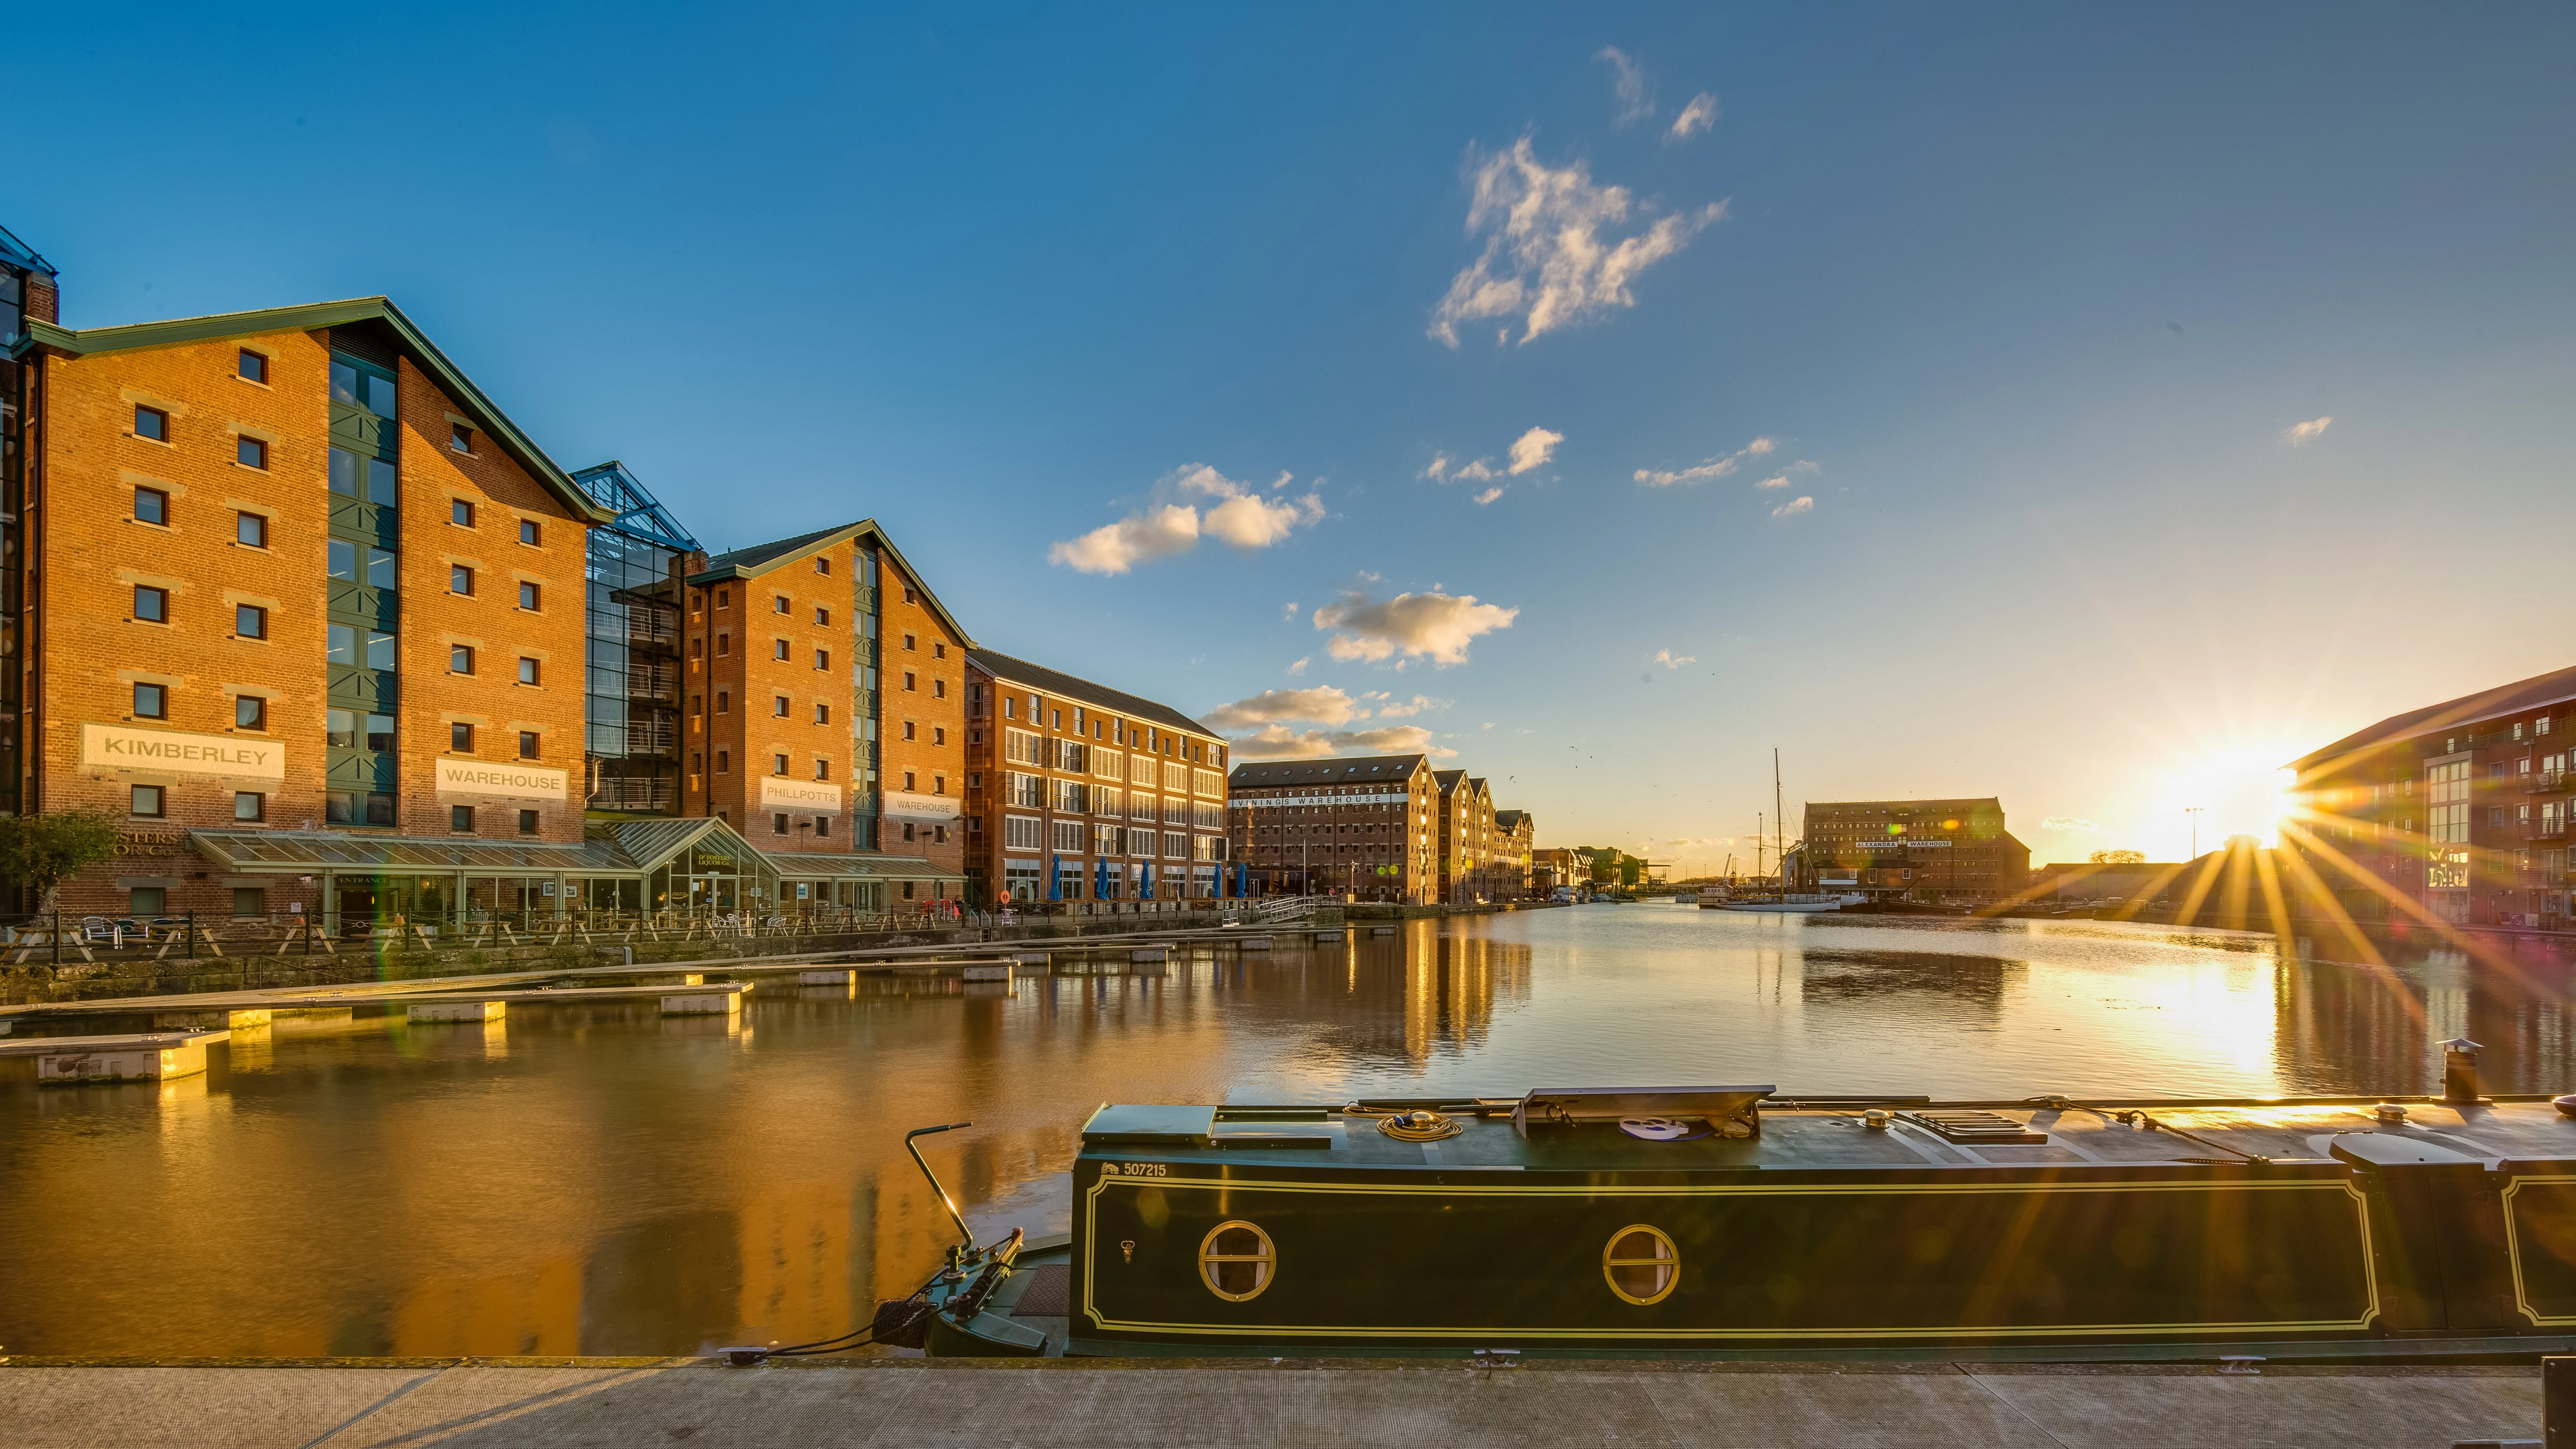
{"left": 2287, "top": 663, "right": 2576, "bottom": 773}
{"left": 1228, "top": 754, "right": 1431, "bottom": 787}
{"left": 10, "top": 296, "right": 614, "bottom": 527}
{"left": 1435, "top": 769, "right": 1468, "bottom": 794}
{"left": 0, "top": 222, "right": 52, "bottom": 279}
{"left": 968, "top": 648, "right": 1210, "bottom": 738}
{"left": 572, "top": 461, "right": 699, "bottom": 552}
{"left": 1495, "top": 809, "right": 1528, "bottom": 829}
{"left": 691, "top": 518, "right": 974, "bottom": 648}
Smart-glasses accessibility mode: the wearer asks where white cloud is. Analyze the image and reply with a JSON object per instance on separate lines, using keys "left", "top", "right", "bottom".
{"left": 1507, "top": 426, "right": 1563, "bottom": 475}
{"left": 1429, "top": 138, "right": 1726, "bottom": 347}
{"left": 1420, "top": 453, "right": 1452, "bottom": 480}
{"left": 1046, "top": 504, "right": 1199, "bottom": 575}
{"left": 2042, "top": 816, "right": 2100, "bottom": 833}
{"left": 1313, "top": 589, "right": 1519, "bottom": 667}
{"left": 1771, "top": 496, "right": 1813, "bottom": 517}
{"left": 2288, "top": 416, "right": 2332, "bottom": 445}
{"left": 1636, "top": 436, "right": 1780, "bottom": 488}
{"left": 1373, "top": 694, "right": 1446, "bottom": 718}
{"left": 1473, "top": 486, "right": 1506, "bottom": 506}
{"left": 1648, "top": 648, "right": 1696, "bottom": 669}
{"left": 1047, "top": 463, "right": 1322, "bottom": 573}
{"left": 1595, "top": 47, "right": 1652, "bottom": 126}
{"left": 1287, "top": 657, "right": 1309, "bottom": 676}
{"left": 1283, "top": 601, "right": 1299, "bottom": 620}
{"left": 1668, "top": 93, "right": 1717, "bottom": 140}
{"left": 1202, "top": 686, "right": 1364, "bottom": 731}
{"left": 1228, "top": 723, "right": 1455, "bottom": 761}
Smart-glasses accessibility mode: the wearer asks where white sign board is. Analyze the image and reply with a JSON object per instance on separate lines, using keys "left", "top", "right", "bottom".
{"left": 81, "top": 723, "right": 284, "bottom": 780}
{"left": 882, "top": 789, "right": 961, "bottom": 821}
{"left": 760, "top": 778, "right": 844, "bottom": 813}
{"left": 435, "top": 757, "right": 569, "bottom": 800}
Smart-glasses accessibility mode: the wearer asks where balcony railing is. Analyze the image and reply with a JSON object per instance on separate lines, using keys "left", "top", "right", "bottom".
{"left": 2526, "top": 770, "right": 2568, "bottom": 795}
{"left": 2524, "top": 818, "right": 2569, "bottom": 842}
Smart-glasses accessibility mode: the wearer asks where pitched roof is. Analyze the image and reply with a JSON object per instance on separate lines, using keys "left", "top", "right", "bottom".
{"left": 1228, "top": 754, "right": 1432, "bottom": 787}
{"left": 1495, "top": 809, "right": 1528, "bottom": 829}
{"left": 968, "top": 648, "right": 1211, "bottom": 738}
{"left": 11, "top": 296, "right": 613, "bottom": 526}
{"left": 690, "top": 518, "right": 974, "bottom": 647}
{"left": 1435, "top": 769, "right": 1468, "bottom": 794}
{"left": 2286, "top": 663, "right": 2576, "bottom": 773}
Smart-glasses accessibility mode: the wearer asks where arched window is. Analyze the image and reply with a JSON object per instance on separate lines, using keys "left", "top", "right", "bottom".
{"left": 1198, "top": 1221, "right": 1275, "bottom": 1302}
{"left": 1603, "top": 1225, "right": 1678, "bottom": 1305}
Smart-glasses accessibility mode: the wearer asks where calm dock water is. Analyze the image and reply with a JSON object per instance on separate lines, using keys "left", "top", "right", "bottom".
{"left": 3, "top": 904, "right": 2571, "bottom": 1359}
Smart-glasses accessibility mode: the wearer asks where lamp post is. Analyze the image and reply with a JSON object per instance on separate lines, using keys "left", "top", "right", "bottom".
{"left": 2185, "top": 806, "right": 2205, "bottom": 861}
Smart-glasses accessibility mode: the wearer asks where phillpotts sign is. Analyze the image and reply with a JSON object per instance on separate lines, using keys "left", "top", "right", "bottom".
{"left": 759, "top": 778, "right": 843, "bottom": 813}
{"left": 81, "top": 724, "right": 284, "bottom": 780}
{"left": 434, "top": 757, "right": 570, "bottom": 800}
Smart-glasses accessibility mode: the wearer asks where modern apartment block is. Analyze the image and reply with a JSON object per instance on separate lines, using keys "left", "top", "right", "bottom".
{"left": 679, "top": 521, "right": 972, "bottom": 908}
{"left": 2284, "top": 663, "right": 2576, "bottom": 930}
{"left": 1800, "top": 797, "right": 2029, "bottom": 902}
{"left": 1227, "top": 754, "right": 1441, "bottom": 903}
{"left": 964, "top": 650, "right": 1229, "bottom": 907}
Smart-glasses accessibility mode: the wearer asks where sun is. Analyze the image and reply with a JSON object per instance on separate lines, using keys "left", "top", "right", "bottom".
{"left": 2154, "top": 743, "right": 2303, "bottom": 855}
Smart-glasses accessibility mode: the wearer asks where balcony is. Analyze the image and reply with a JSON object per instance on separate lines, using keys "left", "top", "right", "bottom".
{"left": 2526, "top": 818, "right": 2570, "bottom": 842}
{"left": 589, "top": 777, "right": 677, "bottom": 812}
{"left": 2526, "top": 770, "right": 2568, "bottom": 795}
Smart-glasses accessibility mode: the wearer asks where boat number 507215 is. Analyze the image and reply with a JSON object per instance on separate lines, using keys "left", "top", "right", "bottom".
{"left": 1104, "top": 1162, "right": 1167, "bottom": 1178}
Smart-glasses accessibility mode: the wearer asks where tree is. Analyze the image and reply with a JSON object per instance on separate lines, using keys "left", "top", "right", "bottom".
{"left": 0, "top": 810, "right": 122, "bottom": 910}
{"left": 2089, "top": 848, "right": 2145, "bottom": 865}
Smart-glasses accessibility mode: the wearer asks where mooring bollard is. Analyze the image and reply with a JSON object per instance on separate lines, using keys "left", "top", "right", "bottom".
{"left": 2441, "top": 1037, "right": 2486, "bottom": 1105}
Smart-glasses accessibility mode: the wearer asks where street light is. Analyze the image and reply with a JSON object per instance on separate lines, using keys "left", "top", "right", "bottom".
{"left": 2184, "top": 806, "right": 2205, "bottom": 861}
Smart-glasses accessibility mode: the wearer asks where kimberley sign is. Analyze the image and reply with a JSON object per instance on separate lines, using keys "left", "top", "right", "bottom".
{"left": 435, "top": 757, "right": 569, "bottom": 800}
{"left": 81, "top": 723, "right": 284, "bottom": 780}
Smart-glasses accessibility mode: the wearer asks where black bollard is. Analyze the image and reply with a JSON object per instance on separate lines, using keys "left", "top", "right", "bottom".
{"left": 2440, "top": 1037, "right": 2486, "bottom": 1106}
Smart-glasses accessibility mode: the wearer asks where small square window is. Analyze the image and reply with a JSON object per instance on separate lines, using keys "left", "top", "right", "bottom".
{"left": 715, "top": 588, "right": 729, "bottom": 608}
{"left": 903, "top": 771, "right": 916, "bottom": 792}
{"left": 450, "top": 565, "right": 475, "bottom": 595}
{"left": 814, "top": 702, "right": 830, "bottom": 724}
{"left": 518, "top": 581, "right": 540, "bottom": 610}
{"left": 716, "top": 632, "right": 730, "bottom": 657}
{"left": 933, "top": 678, "right": 946, "bottom": 699}
{"left": 133, "top": 585, "right": 169, "bottom": 623}
{"left": 716, "top": 750, "right": 730, "bottom": 773}
{"left": 814, "top": 648, "right": 830, "bottom": 671}
{"left": 772, "top": 695, "right": 789, "bottom": 717}
{"left": 236, "top": 511, "right": 268, "bottom": 547}
{"left": 134, "top": 486, "right": 169, "bottom": 525}
{"left": 235, "top": 603, "right": 268, "bottom": 639}
{"left": 518, "top": 730, "right": 539, "bottom": 758}
{"left": 773, "top": 813, "right": 790, "bottom": 835}
{"left": 903, "top": 672, "right": 916, "bottom": 691}
{"left": 902, "top": 720, "right": 916, "bottom": 741}
{"left": 452, "top": 805, "right": 476, "bottom": 833}
{"left": 517, "top": 657, "right": 539, "bottom": 685}
{"left": 933, "top": 726, "right": 945, "bottom": 746}
{"left": 903, "top": 587, "right": 918, "bottom": 605}
{"left": 234, "top": 791, "right": 265, "bottom": 822}
{"left": 773, "top": 595, "right": 790, "bottom": 614}
{"left": 450, "top": 644, "right": 475, "bottom": 674}
{"left": 715, "top": 690, "right": 730, "bottom": 713}
{"left": 903, "top": 633, "right": 917, "bottom": 651}
{"left": 234, "top": 695, "right": 267, "bottom": 730}
{"left": 450, "top": 423, "right": 473, "bottom": 453}
{"left": 773, "top": 638, "right": 790, "bottom": 660}
{"left": 816, "top": 816, "right": 830, "bottom": 839}
{"left": 237, "top": 436, "right": 268, "bottom": 470}
{"left": 933, "top": 642, "right": 946, "bottom": 660}
{"left": 814, "top": 557, "right": 830, "bottom": 575}
{"left": 814, "top": 606, "right": 829, "bottom": 626}
{"left": 518, "top": 809, "right": 540, "bottom": 835}
{"left": 131, "top": 784, "right": 165, "bottom": 818}
{"left": 134, "top": 405, "right": 168, "bottom": 441}
{"left": 451, "top": 721, "right": 475, "bottom": 751}
{"left": 773, "top": 753, "right": 790, "bottom": 775}
{"left": 130, "top": 885, "right": 168, "bottom": 914}
{"left": 237, "top": 349, "right": 269, "bottom": 384}
{"left": 519, "top": 519, "right": 540, "bottom": 546}
{"left": 814, "top": 758, "right": 830, "bottom": 780}
{"left": 133, "top": 682, "right": 167, "bottom": 718}
{"left": 452, "top": 499, "right": 475, "bottom": 527}
{"left": 232, "top": 886, "right": 267, "bottom": 917}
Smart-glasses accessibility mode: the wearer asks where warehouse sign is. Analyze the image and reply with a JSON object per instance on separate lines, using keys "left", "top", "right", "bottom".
{"left": 435, "top": 757, "right": 569, "bottom": 800}
{"left": 760, "top": 778, "right": 843, "bottom": 813}
{"left": 81, "top": 723, "right": 284, "bottom": 780}
{"left": 882, "top": 789, "right": 960, "bottom": 820}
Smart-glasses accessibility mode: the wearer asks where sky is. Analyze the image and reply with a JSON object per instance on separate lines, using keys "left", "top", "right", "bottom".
{"left": 13, "top": 4, "right": 2576, "bottom": 873}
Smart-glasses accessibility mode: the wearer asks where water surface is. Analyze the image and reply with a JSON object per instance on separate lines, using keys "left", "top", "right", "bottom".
{"left": 5, "top": 906, "right": 2572, "bottom": 1357}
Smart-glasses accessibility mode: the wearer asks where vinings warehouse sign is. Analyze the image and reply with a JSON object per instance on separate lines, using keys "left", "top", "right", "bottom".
{"left": 81, "top": 723, "right": 284, "bottom": 780}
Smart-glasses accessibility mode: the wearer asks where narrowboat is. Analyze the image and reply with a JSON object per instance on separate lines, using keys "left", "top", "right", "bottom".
{"left": 907, "top": 1061, "right": 2576, "bottom": 1362}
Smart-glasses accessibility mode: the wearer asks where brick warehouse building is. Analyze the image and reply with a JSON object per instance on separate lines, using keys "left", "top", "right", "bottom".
{"left": 1228, "top": 754, "right": 1442, "bottom": 903}
{"left": 965, "top": 650, "right": 1229, "bottom": 909}
{"left": 1799, "top": 797, "right": 2029, "bottom": 903}
{"left": 2284, "top": 663, "right": 2576, "bottom": 931}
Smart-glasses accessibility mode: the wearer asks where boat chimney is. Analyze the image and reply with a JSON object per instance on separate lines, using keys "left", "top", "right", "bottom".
{"left": 2437, "top": 1038, "right": 2484, "bottom": 1106}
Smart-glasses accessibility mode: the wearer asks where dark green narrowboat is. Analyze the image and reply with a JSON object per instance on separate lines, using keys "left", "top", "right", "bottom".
{"left": 917, "top": 1080, "right": 2576, "bottom": 1361}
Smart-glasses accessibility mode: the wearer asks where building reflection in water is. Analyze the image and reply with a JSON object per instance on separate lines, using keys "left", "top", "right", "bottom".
{"left": 12, "top": 910, "right": 2576, "bottom": 1358}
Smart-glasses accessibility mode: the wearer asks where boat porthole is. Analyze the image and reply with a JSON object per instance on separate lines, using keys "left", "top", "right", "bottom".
{"left": 1198, "top": 1220, "right": 1275, "bottom": 1302}
{"left": 1603, "top": 1225, "right": 1678, "bottom": 1305}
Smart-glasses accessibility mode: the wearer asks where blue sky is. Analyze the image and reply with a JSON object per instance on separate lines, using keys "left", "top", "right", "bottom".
{"left": 17, "top": 4, "right": 2576, "bottom": 870}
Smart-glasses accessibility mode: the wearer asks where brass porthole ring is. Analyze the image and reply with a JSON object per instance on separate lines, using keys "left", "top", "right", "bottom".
{"left": 1198, "top": 1220, "right": 1276, "bottom": 1302}
{"left": 1603, "top": 1224, "right": 1679, "bottom": 1305}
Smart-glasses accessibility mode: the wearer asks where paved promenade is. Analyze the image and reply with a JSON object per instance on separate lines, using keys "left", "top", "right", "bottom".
{"left": 0, "top": 1359, "right": 2542, "bottom": 1448}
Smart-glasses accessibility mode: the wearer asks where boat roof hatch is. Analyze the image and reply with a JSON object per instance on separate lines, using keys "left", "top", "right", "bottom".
{"left": 1513, "top": 1086, "right": 1774, "bottom": 1137}
{"left": 2327, "top": 1132, "right": 2484, "bottom": 1168}
{"left": 1081, "top": 1104, "right": 1217, "bottom": 1148}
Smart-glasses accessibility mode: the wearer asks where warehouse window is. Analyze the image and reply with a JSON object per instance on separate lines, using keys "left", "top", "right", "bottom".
{"left": 517, "top": 657, "right": 540, "bottom": 685}
{"left": 237, "top": 436, "right": 268, "bottom": 470}
{"left": 519, "top": 731, "right": 540, "bottom": 759}
{"left": 518, "top": 809, "right": 540, "bottom": 835}
{"left": 233, "top": 792, "right": 265, "bottom": 822}
{"left": 132, "top": 585, "right": 169, "bottom": 623}
{"left": 130, "top": 785, "right": 165, "bottom": 818}
{"left": 134, "top": 405, "right": 168, "bottom": 442}
{"left": 451, "top": 722, "right": 475, "bottom": 752}
{"left": 451, "top": 565, "right": 475, "bottom": 596}
{"left": 452, "top": 499, "right": 475, "bottom": 527}
{"left": 518, "top": 581, "right": 540, "bottom": 610}
{"left": 450, "top": 423, "right": 473, "bottom": 453}
{"left": 519, "top": 519, "right": 540, "bottom": 546}
{"left": 236, "top": 511, "right": 268, "bottom": 547}
{"left": 237, "top": 350, "right": 269, "bottom": 384}
{"left": 134, "top": 486, "right": 169, "bottom": 525}
{"left": 235, "top": 604, "right": 267, "bottom": 640}
{"left": 451, "top": 805, "right": 476, "bottom": 833}
{"left": 450, "top": 645, "right": 475, "bottom": 674}
{"left": 234, "top": 695, "right": 266, "bottom": 730}
{"left": 133, "top": 682, "right": 167, "bottom": 719}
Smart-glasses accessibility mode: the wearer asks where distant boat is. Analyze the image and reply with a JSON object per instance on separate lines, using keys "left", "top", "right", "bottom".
{"left": 1718, "top": 893, "right": 1845, "bottom": 914}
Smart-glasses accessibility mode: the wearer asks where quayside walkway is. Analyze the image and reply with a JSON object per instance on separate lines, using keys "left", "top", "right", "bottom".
{"left": 0, "top": 1359, "right": 2540, "bottom": 1449}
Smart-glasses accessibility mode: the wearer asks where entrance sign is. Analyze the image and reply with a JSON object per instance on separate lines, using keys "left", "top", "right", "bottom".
{"left": 81, "top": 723, "right": 284, "bottom": 780}
{"left": 760, "top": 778, "right": 842, "bottom": 813}
{"left": 435, "top": 757, "right": 569, "bottom": 800}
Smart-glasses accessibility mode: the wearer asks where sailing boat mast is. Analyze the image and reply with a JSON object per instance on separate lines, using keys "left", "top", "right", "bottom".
{"left": 1773, "top": 748, "right": 1786, "bottom": 893}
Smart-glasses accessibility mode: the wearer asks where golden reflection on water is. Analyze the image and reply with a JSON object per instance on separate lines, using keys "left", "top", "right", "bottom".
{"left": 7, "top": 907, "right": 2576, "bottom": 1357}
